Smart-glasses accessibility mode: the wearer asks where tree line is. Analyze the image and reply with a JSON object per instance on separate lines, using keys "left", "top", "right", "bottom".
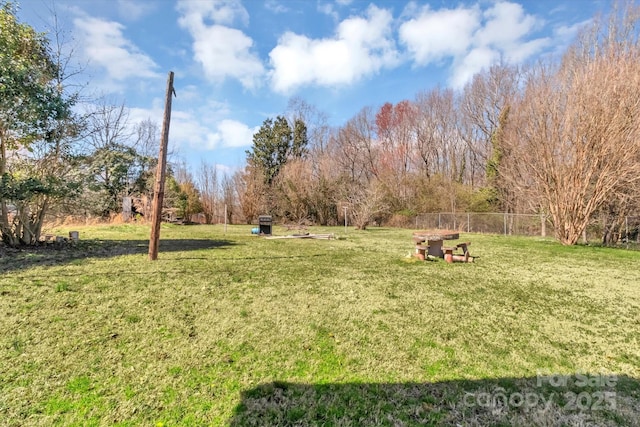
{"left": 237, "top": 2, "right": 640, "bottom": 244}
{"left": 1, "top": 1, "right": 639, "bottom": 246}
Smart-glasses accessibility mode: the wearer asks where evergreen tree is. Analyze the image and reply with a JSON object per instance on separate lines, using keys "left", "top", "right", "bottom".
{"left": 291, "top": 119, "right": 308, "bottom": 159}
{"left": 247, "top": 115, "right": 304, "bottom": 185}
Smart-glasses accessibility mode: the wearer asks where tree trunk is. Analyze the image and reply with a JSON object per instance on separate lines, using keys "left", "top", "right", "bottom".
{"left": 34, "top": 198, "right": 49, "bottom": 243}
{"left": 0, "top": 130, "right": 13, "bottom": 245}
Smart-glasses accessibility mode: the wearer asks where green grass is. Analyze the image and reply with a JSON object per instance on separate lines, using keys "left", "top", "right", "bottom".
{"left": 1, "top": 224, "right": 639, "bottom": 426}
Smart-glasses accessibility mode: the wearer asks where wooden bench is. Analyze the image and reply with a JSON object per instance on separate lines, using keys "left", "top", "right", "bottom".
{"left": 442, "top": 246, "right": 456, "bottom": 263}
{"left": 415, "top": 244, "right": 429, "bottom": 260}
{"left": 456, "top": 242, "right": 471, "bottom": 255}
{"left": 443, "top": 243, "right": 472, "bottom": 263}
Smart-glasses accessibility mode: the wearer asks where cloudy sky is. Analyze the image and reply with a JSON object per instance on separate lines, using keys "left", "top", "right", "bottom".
{"left": 19, "top": 0, "right": 606, "bottom": 172}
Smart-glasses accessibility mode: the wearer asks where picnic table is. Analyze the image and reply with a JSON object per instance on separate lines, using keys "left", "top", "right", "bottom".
{"left": 412, "top": 230, "right": 473, "bottom": 262}
{"left": 413, "top": 229, "right": 459, "bottom": 258}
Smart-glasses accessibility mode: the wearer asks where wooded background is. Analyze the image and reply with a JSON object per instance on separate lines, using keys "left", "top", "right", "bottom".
{"left": 1, "top": 1, "right": 639, "bottom": 246}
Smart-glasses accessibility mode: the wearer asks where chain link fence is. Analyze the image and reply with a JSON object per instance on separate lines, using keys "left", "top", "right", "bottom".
{"left": 585, "top": 215, "right": 640, "bottom": 248}
{"left": 414, "top": 212, "right": 553, "bottom": 236}
{"left": 413, "top": 213, "right": 640, "bottom": 248}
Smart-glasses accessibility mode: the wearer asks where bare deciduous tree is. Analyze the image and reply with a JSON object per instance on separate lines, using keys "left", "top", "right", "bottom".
{"left": 375, "top": 100, "right": 417, "bottom": 210}
{"left": 346, "top": 180, "right": 390, "bottom": 230}
{"left": 196, "top": 160, "right": 219, "bottom": 224}
{"left": 332, "top": 107, "right": 378, "bottom": 183}
{"left": 274, "top": 159, "right": 311, "bottom": 223}
{"left": 286, "top": 96, "right": 331, "bottom": 154}
{"left": 460, "top": 63, "right": 521, "bottom": 197}
{"left": 221, "top": 173, "right": 235, "bottom": 224}
{"left": 234, "top": 165, "right": 266, "bottom": 224}
{"left": 503, "top": 3, "right": 640, "bottom": 244}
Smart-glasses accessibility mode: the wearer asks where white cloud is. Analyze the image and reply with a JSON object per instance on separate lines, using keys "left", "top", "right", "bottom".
{"left": 177, "top": 0, "right": 264, "bottom": 89}
{"left": 170, "top": 110, "right": 211, "bottom": 148}
{"left": 116, "top": 0, "right": 155, "bottom": 21}
{"left": 177, "top": 0, "right": 248, "bottom": 27}
{"left": 174, "top": 84, "right": 202, "bottom": 102}
{"left": 167, "top": 112, "right": 257, "bottom": 151}
{"left": 126, "top": 104, "right": 193, "bottom": 151}
{"left": 73, "top": 17, "right": 159, "bottom": 81}
{"left": 318, "top": 3, "right": 339, "bottom": 21}
{"left": 127, "top": 98, "right": 252, "bottom": 152}
{"left": 317, "top": 0, "right": 354, "bottom": 21}
{"left": 475, "top": 1, "right": 549, "bottom": 63}
{"left": 206, "top": 119, "right": 257, "bottom": 149}
{"left": 552, "top": 19, "right": 590, "bottom": 52}
{"left": 194, "top": 25, "right": 264, "bottom": 88}
{"left": 265, "top": 0, "right": 289, "bottom": 14}
{"left": 269, "top": 5, "right": 399, "bottom": 93}
{"left": 450, "top": 47, "right": 498, "bottom": 89}
{"left": 399, "top": 6, "right": 480, "bottom": 64}
{"left": 505, "top": 37, "right": 550, "bottom": 63}
{"left": 214, "top": 163, "right": 235, "bottom": 175}
{"left": 127, "top": 105, "right": 163, "bottom": 125}
{"left": 398, "top": 1, "right": 549, "bottom": 89}
{"left": 476, "top": 2, "right": 538, "bottom": 47}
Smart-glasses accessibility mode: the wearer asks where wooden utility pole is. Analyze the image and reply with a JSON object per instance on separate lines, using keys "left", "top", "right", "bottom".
{"left": 149, "top": 71, "right": 175, "bottom": 261}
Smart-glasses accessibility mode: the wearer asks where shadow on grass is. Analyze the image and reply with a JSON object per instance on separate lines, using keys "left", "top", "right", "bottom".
{"left": 0, "top": 238, "right": 236, "bottom": 274}
{"left": 229, "top": 375, "right": 640, "bottom": 426}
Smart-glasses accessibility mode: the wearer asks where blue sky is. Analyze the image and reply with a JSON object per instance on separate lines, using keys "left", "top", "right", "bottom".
{"left": 19, "top": 0, "right": 608, "bottom": 173}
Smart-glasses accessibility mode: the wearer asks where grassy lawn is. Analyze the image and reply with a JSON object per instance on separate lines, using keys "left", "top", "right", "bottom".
{"left": 1, "top": 224, "right": 639, "bottom": 426}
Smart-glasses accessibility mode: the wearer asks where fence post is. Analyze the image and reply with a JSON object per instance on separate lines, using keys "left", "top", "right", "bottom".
{"left": 503, "top": 213, "right": 507, "bottom": 236}
{"left": 467, "top": 213, "right": 470, "bottom": 233}
{"left": 541, "top": 214, "right": 546, "bottom": 237}
{"left": 438, "top": 213, "right": 441, "bottom": 229}
{"left": 626, "top": 216, "right": 629, "bottom": 249}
